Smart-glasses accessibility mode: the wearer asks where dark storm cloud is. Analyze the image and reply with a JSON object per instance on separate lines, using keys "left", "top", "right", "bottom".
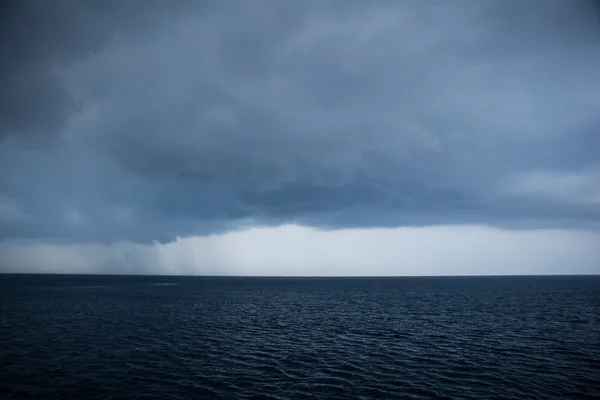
{"left": 0, "top": 0, "right": 217, "bottom": 142}
{"left": 1, "top": 0, "right": 599, "bottom": 243}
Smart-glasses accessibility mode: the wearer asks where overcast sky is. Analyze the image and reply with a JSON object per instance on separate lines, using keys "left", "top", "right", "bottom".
{"left": 1, "top": 0, "right": 599, "bottom": 275}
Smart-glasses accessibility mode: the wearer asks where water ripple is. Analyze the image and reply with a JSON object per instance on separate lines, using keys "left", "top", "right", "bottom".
{"left": 1, "top": 275, "right": 599, "bottom": 399}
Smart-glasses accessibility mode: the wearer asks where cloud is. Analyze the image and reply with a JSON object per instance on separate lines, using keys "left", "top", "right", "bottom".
{"left": 0, "top": 0, "right": 207, "bottom": 142}
{"left": 0, "top": 0, "right": 599, "bottom": 244}
{"left": 503, "top": 165, "right": 600, "bottom": 206}
{"left": 1, "top": 225, "right": 599, "bottom": 276}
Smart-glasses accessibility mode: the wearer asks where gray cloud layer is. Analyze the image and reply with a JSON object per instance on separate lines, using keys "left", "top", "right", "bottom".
{"left": 1, "top": 0, "right": 599, "bottom": 243}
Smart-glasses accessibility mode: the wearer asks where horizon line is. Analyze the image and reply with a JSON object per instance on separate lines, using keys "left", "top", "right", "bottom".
{"left": 1, "top": 272, "right": 598, "bottom": 278}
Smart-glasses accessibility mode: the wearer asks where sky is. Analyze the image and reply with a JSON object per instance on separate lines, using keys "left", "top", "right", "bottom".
{"left": 1, "top": 0, "right": 599, "bottom": 276}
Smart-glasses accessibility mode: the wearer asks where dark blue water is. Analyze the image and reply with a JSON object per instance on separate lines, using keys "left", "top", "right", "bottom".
{"left": 1, "top": 274, "right": 599, "bottom": 399}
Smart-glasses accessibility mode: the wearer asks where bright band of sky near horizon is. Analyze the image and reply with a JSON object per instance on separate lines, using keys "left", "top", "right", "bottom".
{"left": 2, "top": 225, "right": 599, "bottom": 276}
{"left": 0, "top": 0, "right": 599, "bottom": 275}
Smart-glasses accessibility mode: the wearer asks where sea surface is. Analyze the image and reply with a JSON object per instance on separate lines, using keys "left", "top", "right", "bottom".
{"left": 1, "top": 274, "right": 599, "bottom": 399}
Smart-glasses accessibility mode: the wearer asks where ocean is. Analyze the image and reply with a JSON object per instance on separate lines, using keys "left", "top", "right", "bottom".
{"left": 1, "top": 274, "right": 598, "bottom": 399}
